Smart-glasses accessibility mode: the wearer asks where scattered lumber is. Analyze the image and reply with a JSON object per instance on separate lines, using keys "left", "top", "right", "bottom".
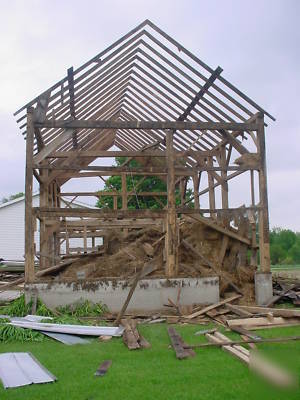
{"left": 229, "top": 326, "right": 262, "bottom": 341}
{"left": 234, "top": 305, "right": 300, "bottom": 318}
{"left": 227, "top": 316, "right": 300, "bottom": 328}
{"left": 205, "top": 332, "right": 249, "bottom": 364}
{"left": 186, "top": 335, "right": 300, "bottom": 348}
{"left": 225, "top": 304, "right": 253, "bottom": 317}
{"left": 168, "top": 327, "right": 195, "bottom": 360}
{"left": 122, "top": 318, "right": 150, "bottom": 350}
{"left": 184, "top": 294, "right": 241, "bottom": 320}
{"left": 0, "top": 259, "right": 77, "bottom": 292}
{"left": 94, "top": 360, "right": 112, "bottom": 377}
{"left": 266, "top": 284, "right": 297, "bottom": 307}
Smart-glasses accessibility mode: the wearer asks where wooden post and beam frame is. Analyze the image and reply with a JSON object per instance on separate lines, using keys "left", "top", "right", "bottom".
{"left": 30, "top": 117, "right": 269, "bottom": 277}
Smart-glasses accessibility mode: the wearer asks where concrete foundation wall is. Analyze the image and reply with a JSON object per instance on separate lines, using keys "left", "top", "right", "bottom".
{"left": 25, "top": 277, "right": 220, "bottom": 312}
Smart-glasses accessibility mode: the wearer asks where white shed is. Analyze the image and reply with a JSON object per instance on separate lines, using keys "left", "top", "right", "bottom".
{"left": 0, "top": 193, "right": 96, "bottom": 261}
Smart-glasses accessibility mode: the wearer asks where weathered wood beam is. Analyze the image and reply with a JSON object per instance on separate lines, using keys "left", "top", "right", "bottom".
{"left": 25, "top": 108, "right": 35, "bottom": 283}
{"left": 34, "top": 207, "right": 166, "bottom": 219}
{"left": 33, "top": 129, "right": 74, "bottom": 164}
{"left": 36, "top": 119, "right": 258, "bottom": 131}
{"left": 33, "top": 91, "right": 51, "bottom": 150}
{"left": 165, "top": 130, "right": 178, "bottom": 277}
{"left": 257, "top": 113, "right": 271, "bottom": 272}
{"left": 67, "top": 67, "right": 77, "bottom": 148}
{"left": 219, "top": 129, "right": 249, "bottom": 155}
{"left": 178, "top": 66, "right": 223, "bottom": 121}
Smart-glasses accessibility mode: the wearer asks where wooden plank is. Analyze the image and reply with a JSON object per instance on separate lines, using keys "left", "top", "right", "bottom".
{"left": 67, "top": 67, "right": 77, "bottom": 148}
{"left": 232, "top": 305, "right": 300, "bottom": 318}
{"left": 188, "top": 336, "right": 300, "bottom": 348}
{"left": 168, "top": 327, "right": 196, "bottom": 359}
{"left": 226, "top": 317, "right": 300, "bottom": 328}
{"left": 178, "top": 66, "right": 223, "bottom": 121}
{"left": 226, "top": 304, "right": 253, "bottom": 317}
{"left": 205, "top": 333, "right": 249, "bottom": 364}
{"left": 115, "top": 262, "right": 156, "bottom": 326}
{"left": 184, "top": 294, "right": 241, "bottom": 319}
{"left": 36, "top": 120, "right": 258, "bottom": 131}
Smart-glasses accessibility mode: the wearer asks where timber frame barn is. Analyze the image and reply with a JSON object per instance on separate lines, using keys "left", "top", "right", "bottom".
{"left": 14, "top": 20, "right": 275, "bottom": 284}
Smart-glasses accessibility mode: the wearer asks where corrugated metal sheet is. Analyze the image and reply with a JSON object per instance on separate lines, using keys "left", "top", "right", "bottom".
{"left": 10, "top": 320, "right": 124, "bottom": 336}
{"left": 40, "top": 331, "right": 90, "bottom": 345}
{"left": 0, "top": 352, "right": 56, "bottom": 389}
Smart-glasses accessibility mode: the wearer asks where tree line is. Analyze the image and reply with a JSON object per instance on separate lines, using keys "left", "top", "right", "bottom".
{"left": 270, "top": 228, "right": 300, "bottom": 265}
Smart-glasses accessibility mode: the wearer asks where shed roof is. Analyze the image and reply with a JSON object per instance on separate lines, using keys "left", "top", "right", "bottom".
{"left": 14, "top": 19, "right": 274, "bottom": 160}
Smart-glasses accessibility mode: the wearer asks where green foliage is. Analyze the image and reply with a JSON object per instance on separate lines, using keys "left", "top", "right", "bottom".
{"left": 0, "top": 323, "right": 45, "bottom": 343}
{"left": 1, "top": 191, "right": 24, "bottom": 204}
{"left": 96, "top": 157, "right": 193, "bottom": 209}
{"left": 270, "top": 228, "right": 300, "bottom": 265}
{"left": 1, "top": 294, "right": 54, "bottom": 317}
{"left": 56, "top": 299, "right": 107, "bottom": 318}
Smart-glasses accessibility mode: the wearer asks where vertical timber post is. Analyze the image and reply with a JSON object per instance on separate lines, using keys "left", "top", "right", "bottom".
{"left": 193, "top": 173, "right": 200, "bottom": 209}
{"left": 257, "top": 113, "right": 271, "bottom": 273}
{"left": 165, "top": 130, "right": 178, "bottom": 277}
{"left": 207, "top": 156, "right": 216, "bottom": 217}
{"left": 25, "top": 108, "right": 35, "bottom": 283}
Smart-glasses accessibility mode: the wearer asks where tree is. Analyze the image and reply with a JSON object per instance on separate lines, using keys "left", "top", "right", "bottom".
{"left": 96, "top": 157, "right": 193, "bottom": 209}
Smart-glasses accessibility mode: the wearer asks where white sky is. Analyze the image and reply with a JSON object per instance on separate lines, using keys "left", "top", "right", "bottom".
{"left": 0, "top": 0, "right": 299, "bottom": 229}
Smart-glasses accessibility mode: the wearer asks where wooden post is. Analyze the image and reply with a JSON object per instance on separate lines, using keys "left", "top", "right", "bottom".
{"left": 165, "top": 130, "right": 178, "bottom": 277}
{"left": 220, "top": 146, "right": 229, "bottom": 225}
{"left": 39, "top": 169, "right": 48, "bottom": 269}
{"left": 121, "top": 173, "right": 127, "bottom": 210}
{"left": 257, "top": 113, "right": 271, "bottom": 272}
{"left": 193, "top": 173, "right": 200, "bottom": 209}
{"left": 207, "top": 157, "right": 216, "bottom": 217}
{"left": 25, "top": 108, "right": 35, "bottom": 283}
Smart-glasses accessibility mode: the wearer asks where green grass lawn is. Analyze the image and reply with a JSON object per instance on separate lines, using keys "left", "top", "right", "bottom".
{"left": 0, "top": 324, "right": 300, "bottom": 400}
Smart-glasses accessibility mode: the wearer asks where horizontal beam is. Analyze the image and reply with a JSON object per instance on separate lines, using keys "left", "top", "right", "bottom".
{"left": 36, "top": 165, "right": 256, "bottom": 174}
{"left": 34, "top": 207, "right": 166, "bottom": 219}
{"left": 36, "top": 119, "right": 258, "bottom": 131}
{"left": 47, "top": 149, "right": 219, "bottom": 159}
{"left": 60, "top": 191, "right": 168, "bottom": 197}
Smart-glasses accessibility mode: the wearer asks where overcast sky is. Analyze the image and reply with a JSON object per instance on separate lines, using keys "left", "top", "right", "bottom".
{"left": 0, "top": 0, "right": 299, "bottom": 230}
